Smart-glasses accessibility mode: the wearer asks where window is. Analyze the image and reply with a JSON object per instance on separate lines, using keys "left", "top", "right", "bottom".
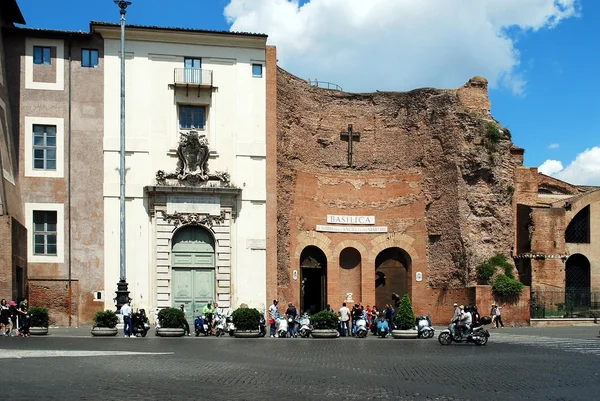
{"left": 565, "top": 205, "right": 590, "bottom": 244}
{"left": 33, "top": 46, "right": 51, "bottom": 65}
{"left": 184, "top": 58, "right": 201, "bottom": 69}
{"left": 179, "top": 106, "right": 206, "bottom": 130}
{"left": 82, "top": 49, "right": 99, "bottom": 68}
{"left": 33, "top": 211, "right": 57, "bottom": 255}
{"left": 252, "top": 63, "right": 263, "bottom": 78}
{"left": 32, "top": 124, "right": 57, "bottom": 170}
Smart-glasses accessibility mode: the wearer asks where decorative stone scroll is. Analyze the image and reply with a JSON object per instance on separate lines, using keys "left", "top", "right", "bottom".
{"left": 159, "top": 210, "right": 226, "bottom": 228}
{"left": 155, "top": 131, "right": 231, "bottom": 185}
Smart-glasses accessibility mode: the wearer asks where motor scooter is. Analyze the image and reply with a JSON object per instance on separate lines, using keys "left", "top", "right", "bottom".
{"left": 297, "top": 314, "right": 313, "bottom": 338}
{"left": 226, "top": 315, "right": 236, "bottom": 336}
{"left": 194, "top": 315, "right": 210, "bottom": 336}
{"left": 416, "top": 314, "right": 434, "bottom": 339}
{"left": 277, "top": 314, "right": 288, "bottom": 338}
{"left": 259, "top": 314, "right": 267, "bottom": 337}
{"left": 354, "top": 317, "right": 368, "bottom": 338}
{"left": 438, "top": 316, "right": 491, "bottom": 346}
{"left": 376, "top": 318, "right": 390, "bottom": 338}
{"left": 213, "top": 314, "right": 226, "bottom": 337}
{"left": 131, "top": 309, "right": 150, "bottom": 337}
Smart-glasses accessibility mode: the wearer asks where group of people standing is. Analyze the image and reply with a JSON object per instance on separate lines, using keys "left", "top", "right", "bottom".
{"left": 0, "top": 298, "right": 30, "bottom": 337}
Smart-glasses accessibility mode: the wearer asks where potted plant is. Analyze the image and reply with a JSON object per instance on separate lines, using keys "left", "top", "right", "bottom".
{"left": 156, "top": 307, "right": 186, "bottom": 337}
{"left": 392, "top": 294, "right": 418, "bottom": 339}
{"left": 91, "top": 310, "right": 119, "bottom": 336}
{"left": 231, "top": 307, "right": 262, "bottom": 338}
{"left": 29, "top": 307, "right": 50, "bottom": 335}
{"left": 310, "top": 310, "right": 339, "bottom": 338}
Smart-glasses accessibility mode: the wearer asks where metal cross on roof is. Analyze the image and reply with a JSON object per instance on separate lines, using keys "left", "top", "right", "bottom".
{"left": 340, "top": 124, "right": 361, "bottom": 166}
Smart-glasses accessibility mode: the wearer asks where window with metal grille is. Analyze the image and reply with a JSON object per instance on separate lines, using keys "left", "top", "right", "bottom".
{"left": 33, "top": 211, "right": 57, "bottom": 255}
{"left": 32, "top": 124, "right": 57, "bottom": 170}
{"left": 565, "top": 205, "right": 590, "bottom": 243}
{"left": 179, "top": 105, "right": 206, "bottom": 130}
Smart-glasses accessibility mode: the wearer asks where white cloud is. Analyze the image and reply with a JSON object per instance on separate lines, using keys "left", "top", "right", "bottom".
{"left": 224, "top": 0, "right": 579, "bottom": 93}
{"left": 539, "top": 159, "right": 564, "bottom": 176}
{"left": 548, "top": 143, "right": 560, "bottom": 149}
{"left": 539, "top": 147, "right": 600, "bottom": 185}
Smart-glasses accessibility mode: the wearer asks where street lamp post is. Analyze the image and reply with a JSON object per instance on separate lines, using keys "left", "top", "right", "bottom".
{"left": 114, "top": 0, "right": 132, "bottom": 313}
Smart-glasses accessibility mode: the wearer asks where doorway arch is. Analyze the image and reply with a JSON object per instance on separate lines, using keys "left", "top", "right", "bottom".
{"left": 565, "top": 253, "right": 591, "bottom": 310}
{"left": 375, "top": 247, "right": 411, "bottom": 309}
{"left": 171, "top": 225, "right": 216, "bottom": 321}
{"left": 339, "top": 247, "right": 362, "bottom": 304}
{"left": 300, "top": 246, "right": 327, "bottom": 315}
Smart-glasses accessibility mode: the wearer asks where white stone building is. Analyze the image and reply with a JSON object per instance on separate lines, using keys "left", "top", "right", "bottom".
{"left": 92, "top": 23, "right": 271, "bottom": 316}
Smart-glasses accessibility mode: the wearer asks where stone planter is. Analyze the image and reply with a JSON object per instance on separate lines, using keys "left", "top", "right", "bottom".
{"left": 29, "top": 327, "right": 48, "bottom": 336}
{"left": 311, "top": 329, "right": 339, "bottom": 338}
{"left": 233, "top": 330, "right": 261, "bottom": 338}
{"left": 391, "top": 329, "right": 419, "bottom": 339}
{"left": 91, "top": 327, "right": 118, "bottom": 337}
{"left": 156, "top": 328, "right": 185, "bottom": 337}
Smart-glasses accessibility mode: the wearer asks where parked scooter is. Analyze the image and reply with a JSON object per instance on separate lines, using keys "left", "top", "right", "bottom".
{"left": 277, "top": 314, "right": 288, "bottom": 338}
{"left": 259, "top": 314, "right": 267, "bottom": 337}
{"left": 131, "top": 309, "right": 150, "bottom": 337}
{"left": 226, "top": 315, "right": 236, "bottom": 336}
{"left": 416, "top": 314, "right": 434, "bottom": 339}
{"left": 297, "top": 314, "right": 313, "bottom": 338}
{"left": 438, "top": 316, "right": 491, "bottom": 346}
{"left": 354, "top": 317, "right": 368, "bottom": 338}
{"left": 194, "top": 315, "right": 210, "bottom": 336}
{"left": 376, "top": 317, "right": 390, "bottom": 338}
{"left": 213, "top": 314, "right": 226, "bottom": 337}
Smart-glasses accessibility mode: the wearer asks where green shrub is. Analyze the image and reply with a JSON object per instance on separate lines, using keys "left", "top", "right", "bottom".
{"left": 231, "top": 307, "right": 261, "bottom": 331}
{"left": 394, "top": 294, "right": 415, "bottom": 330}
{"left": 158, "top": 307, "right": 185, "bottom": 329}
{"left": 507, "top": 185, "right": 515, "bottom": 195}
{"left": 476, "top": 262, "right": 496, "bottom": 283}
{"left": 29, "top": 307, "right": 49, "bottom": 327}
{"left": 492, "top": 274, "right": 524, "bottom": 297}
{"left": 93, "top": 310, "right": 119, "bottom": 328}
{"left": 477, "top": 254, "right": 516, "bottom": 283}
{"left": 311, "top": 310, "right": 339, "bottom": 330}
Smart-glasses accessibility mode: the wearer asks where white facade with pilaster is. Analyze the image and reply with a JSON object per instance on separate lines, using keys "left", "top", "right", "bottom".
{"left": 95, "top": 23, "right": 268, "bottom": 315}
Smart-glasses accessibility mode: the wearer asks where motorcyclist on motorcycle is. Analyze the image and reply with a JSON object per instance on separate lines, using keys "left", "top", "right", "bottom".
{"left": 203, "top": 302, "right": 215, "bottom": 335}
{"left": 457, "top": 305, "right": 472, "bottom": 336}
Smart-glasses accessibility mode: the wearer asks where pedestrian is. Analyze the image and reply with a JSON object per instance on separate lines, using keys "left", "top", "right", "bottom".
{"left": 0, "top": 299, "right": 9, "bottom": 336}
{"left": 120, "top": 300, "right": 133, "bottom": 337}
{"left": 339, "top": 302, "right": 350, "bottom": 337}
{"left": 325, "top": 304, "right": 334, "bottom": 314}
{"left": 385, "top": 303, "right": 394, "bottom": 329}
{"left": 180, "top": 304, "right": 190, "bottom": 336}
{"left": 351, "top": 303, "right": 362, "bottom": 336}
{"left": 490, "top": 304, "right": 497, "bottom": 328}
{"left": 268, "top": 299, "right": 279, "bottom": 337}
{"left": 494, "top": 303, "right": 505, "bottom": 328}
{"left": 8, "top": 301, "right": 18, "bottom": 336}
{"left": 285, "top": 302, "right": 298, "bottom": 338}
{"left": 18, "top": 298, "right": 30, "bottom": 337}
{"left": 471, "top": 305, "right": 481, "bottom": 327}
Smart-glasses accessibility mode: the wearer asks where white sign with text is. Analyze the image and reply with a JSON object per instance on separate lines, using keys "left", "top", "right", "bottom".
{"left": 326, "top": 215, "right": 375, "bottom": 225}
{"left": 316, "top": 225, "right": 388, "bottom": 233}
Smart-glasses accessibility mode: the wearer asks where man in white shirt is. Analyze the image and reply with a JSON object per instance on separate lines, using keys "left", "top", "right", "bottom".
{"left": 268, "top": 300, "right": 279, "bottom": 337}
{"left": 120, "top": 301, "right": 132, "bottom": 338}
{"left": 339, "top": 303, "right": 350, "bottom": 337}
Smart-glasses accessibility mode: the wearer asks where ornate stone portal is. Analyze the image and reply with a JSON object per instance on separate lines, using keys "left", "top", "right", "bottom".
{"left": 156, "top": 131, "right": 231, "bottom": 186}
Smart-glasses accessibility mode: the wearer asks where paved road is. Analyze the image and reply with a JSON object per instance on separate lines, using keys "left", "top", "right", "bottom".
{"left": 0, "top": 326, "right": 599, "bottom": 401}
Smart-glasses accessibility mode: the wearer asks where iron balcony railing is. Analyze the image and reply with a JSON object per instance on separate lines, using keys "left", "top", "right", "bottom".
{"left": 530, "top": 289, "right": 600, "bottom": 318}
{"left": 174, "top": 68, "right": 213, "bottom": 86}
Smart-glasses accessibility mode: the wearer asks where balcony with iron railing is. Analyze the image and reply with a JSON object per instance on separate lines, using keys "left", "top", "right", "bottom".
{"left": 174, "top": 68, "right": 213, "bottom": 87}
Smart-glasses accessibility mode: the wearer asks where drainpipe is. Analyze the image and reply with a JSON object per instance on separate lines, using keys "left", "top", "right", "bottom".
{"left": 67, "top": 34, "right": 73, "bottom": 326}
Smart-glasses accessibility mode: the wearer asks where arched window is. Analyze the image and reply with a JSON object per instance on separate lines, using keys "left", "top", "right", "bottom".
{"left": 565, "top": 205, "right": 590, "bottom": 244}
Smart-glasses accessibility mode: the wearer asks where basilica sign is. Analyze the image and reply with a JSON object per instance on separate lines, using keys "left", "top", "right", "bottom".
{"left": 316, "top": 225, "right": 388, "bottom": 233}
{"left": 326, "top": 215, "right": 375, "bottom": 225}
{"left": 317, "top": 214, "right": 387, "bottom": 233}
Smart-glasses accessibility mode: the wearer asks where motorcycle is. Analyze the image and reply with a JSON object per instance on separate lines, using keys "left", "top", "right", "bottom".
{"left": 354, "top": 317, "right": 368, "bottom": 338}
{"left": 277, "top": 314, "right": 288, "bottom": 338}
{"left": 297, "top": 314, "right": 313, "bottom": 338}
{"left": 416, "top": 314, "right": 434, "bottom": 339}
{"left": 376, "top": 318, "right": 390, "bottom": 338}
{"left": 438, "top": 316, "right": 491, "bottom": 346}
{"left": 194, "top": 315, "right": 210, "bottom": 336}
{"left": 131, "top": 309, "right": 150, "bottom": 337}
{"left": 226, "top": 315, "right": 236, "bottom": 337}
{"left": 213, "top": 314, "right": 226, "bottom": 337}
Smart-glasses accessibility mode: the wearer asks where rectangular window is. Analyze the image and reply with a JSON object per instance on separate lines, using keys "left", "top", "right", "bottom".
{"left": 179, "top": 105, "right": 206, "bottom": 130}
{"left": 33, "top": 211, "right": 57, "bottom": 255}
{"left": 82, "top": 49, "right": 99, "bottom": 68}
{"left": 33, "top": 46, "right": 51, "bottom": 65}
{"left": 32, "top": 125, "right": 57, "bottom": 170}
{"left": 252, "top": 63, "right": 263, "bottom": 78}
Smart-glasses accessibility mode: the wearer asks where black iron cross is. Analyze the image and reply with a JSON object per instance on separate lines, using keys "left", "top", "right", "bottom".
{"left": 340, "top": 124, "right": 360, "bottom": 166}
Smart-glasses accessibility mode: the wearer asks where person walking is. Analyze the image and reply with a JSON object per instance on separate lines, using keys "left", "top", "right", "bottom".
{"left": 8, "top": 301, "right": 18, "bottom": 337}
{"left": 180, "top": 304, "right": 190, "bottom": 336}
{"left": 490, "top": 304, "right": 497, "bottom": 328}
{"left": 120, "top": 300, "right": 133, "bottom": 337}
{"left": 268, "top": 299, "right": 279, "bottom": 337}
{"left": 17, "top": 298, "right": 30, "bottom": 337}
{"left": 285, "top": 302, "right": 298, "bottom": 338}
{"left": 494, "top": 303, "right": 505, "bottom": 328}
{"left": 0, "top": 299, "right": 10, "bottom": 336}
{"left": 339, "top": 303, "right": 350, "bottom": 337}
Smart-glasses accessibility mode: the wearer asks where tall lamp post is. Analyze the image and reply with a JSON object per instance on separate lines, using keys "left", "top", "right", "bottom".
{"left": 114, "top": 0, "right": 132, "bottom": 313}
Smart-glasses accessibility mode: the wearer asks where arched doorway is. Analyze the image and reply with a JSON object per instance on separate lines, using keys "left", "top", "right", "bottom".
{"left": 339, "top": 247, "right": 362, "bottom": 304}
{"left": 375, "top": 247, "right": 411, "bottom": 309}
{"left": 565, "top": 254, "right": 591, "bottom": 312}
{"left": 171, "top": 226, "right": 215, "bottom": 321}
{"left": 300, "top": 246, "right": 327, "bottom": 315}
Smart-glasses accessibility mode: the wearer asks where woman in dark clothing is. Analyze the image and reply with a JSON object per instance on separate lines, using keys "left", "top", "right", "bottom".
{"left": 18, "top": 298, "right": 30, "bottom": 337}
{"left": 0, "top": 299, "right": 10, "bottom": 335}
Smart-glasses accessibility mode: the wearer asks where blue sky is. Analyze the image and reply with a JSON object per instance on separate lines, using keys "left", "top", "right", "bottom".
{"left": 17, "top": 0, "right": 600, "bottom": 184}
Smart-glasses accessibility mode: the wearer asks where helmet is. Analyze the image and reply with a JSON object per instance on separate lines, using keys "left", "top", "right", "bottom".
{"left": 464, "top": 306, "right": 471, "bottom": 312}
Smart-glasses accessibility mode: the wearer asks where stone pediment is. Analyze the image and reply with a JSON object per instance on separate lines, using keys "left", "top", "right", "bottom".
{"left": 156, "top": 131, "right": 233, "bottom": 187}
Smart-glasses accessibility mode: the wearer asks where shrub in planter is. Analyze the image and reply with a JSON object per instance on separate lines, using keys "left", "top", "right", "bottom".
{"left": 231, "top": 307, "right": 261, "bottom": 331}
{"left": 158, "top": 307, "right": 185, "bottom": 329}
{"left": 93, "top": 310, "right": 119, "bottom": 328}
{"left": 492, "top": 274, "right": 524, "bottom": 297}
{"left": 29, "top": 307, "right": 49, "bottom": 328}
{"left": 394, "top": 294, "right": 415, "bottom": 330}
{"left": 311, "top": 310, "right": 338, "bottom": 330}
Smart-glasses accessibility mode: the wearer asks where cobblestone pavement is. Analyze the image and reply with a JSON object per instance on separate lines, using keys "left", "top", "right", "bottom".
{"left": 1, "top": 328, "right": 599, "bottom": 401}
